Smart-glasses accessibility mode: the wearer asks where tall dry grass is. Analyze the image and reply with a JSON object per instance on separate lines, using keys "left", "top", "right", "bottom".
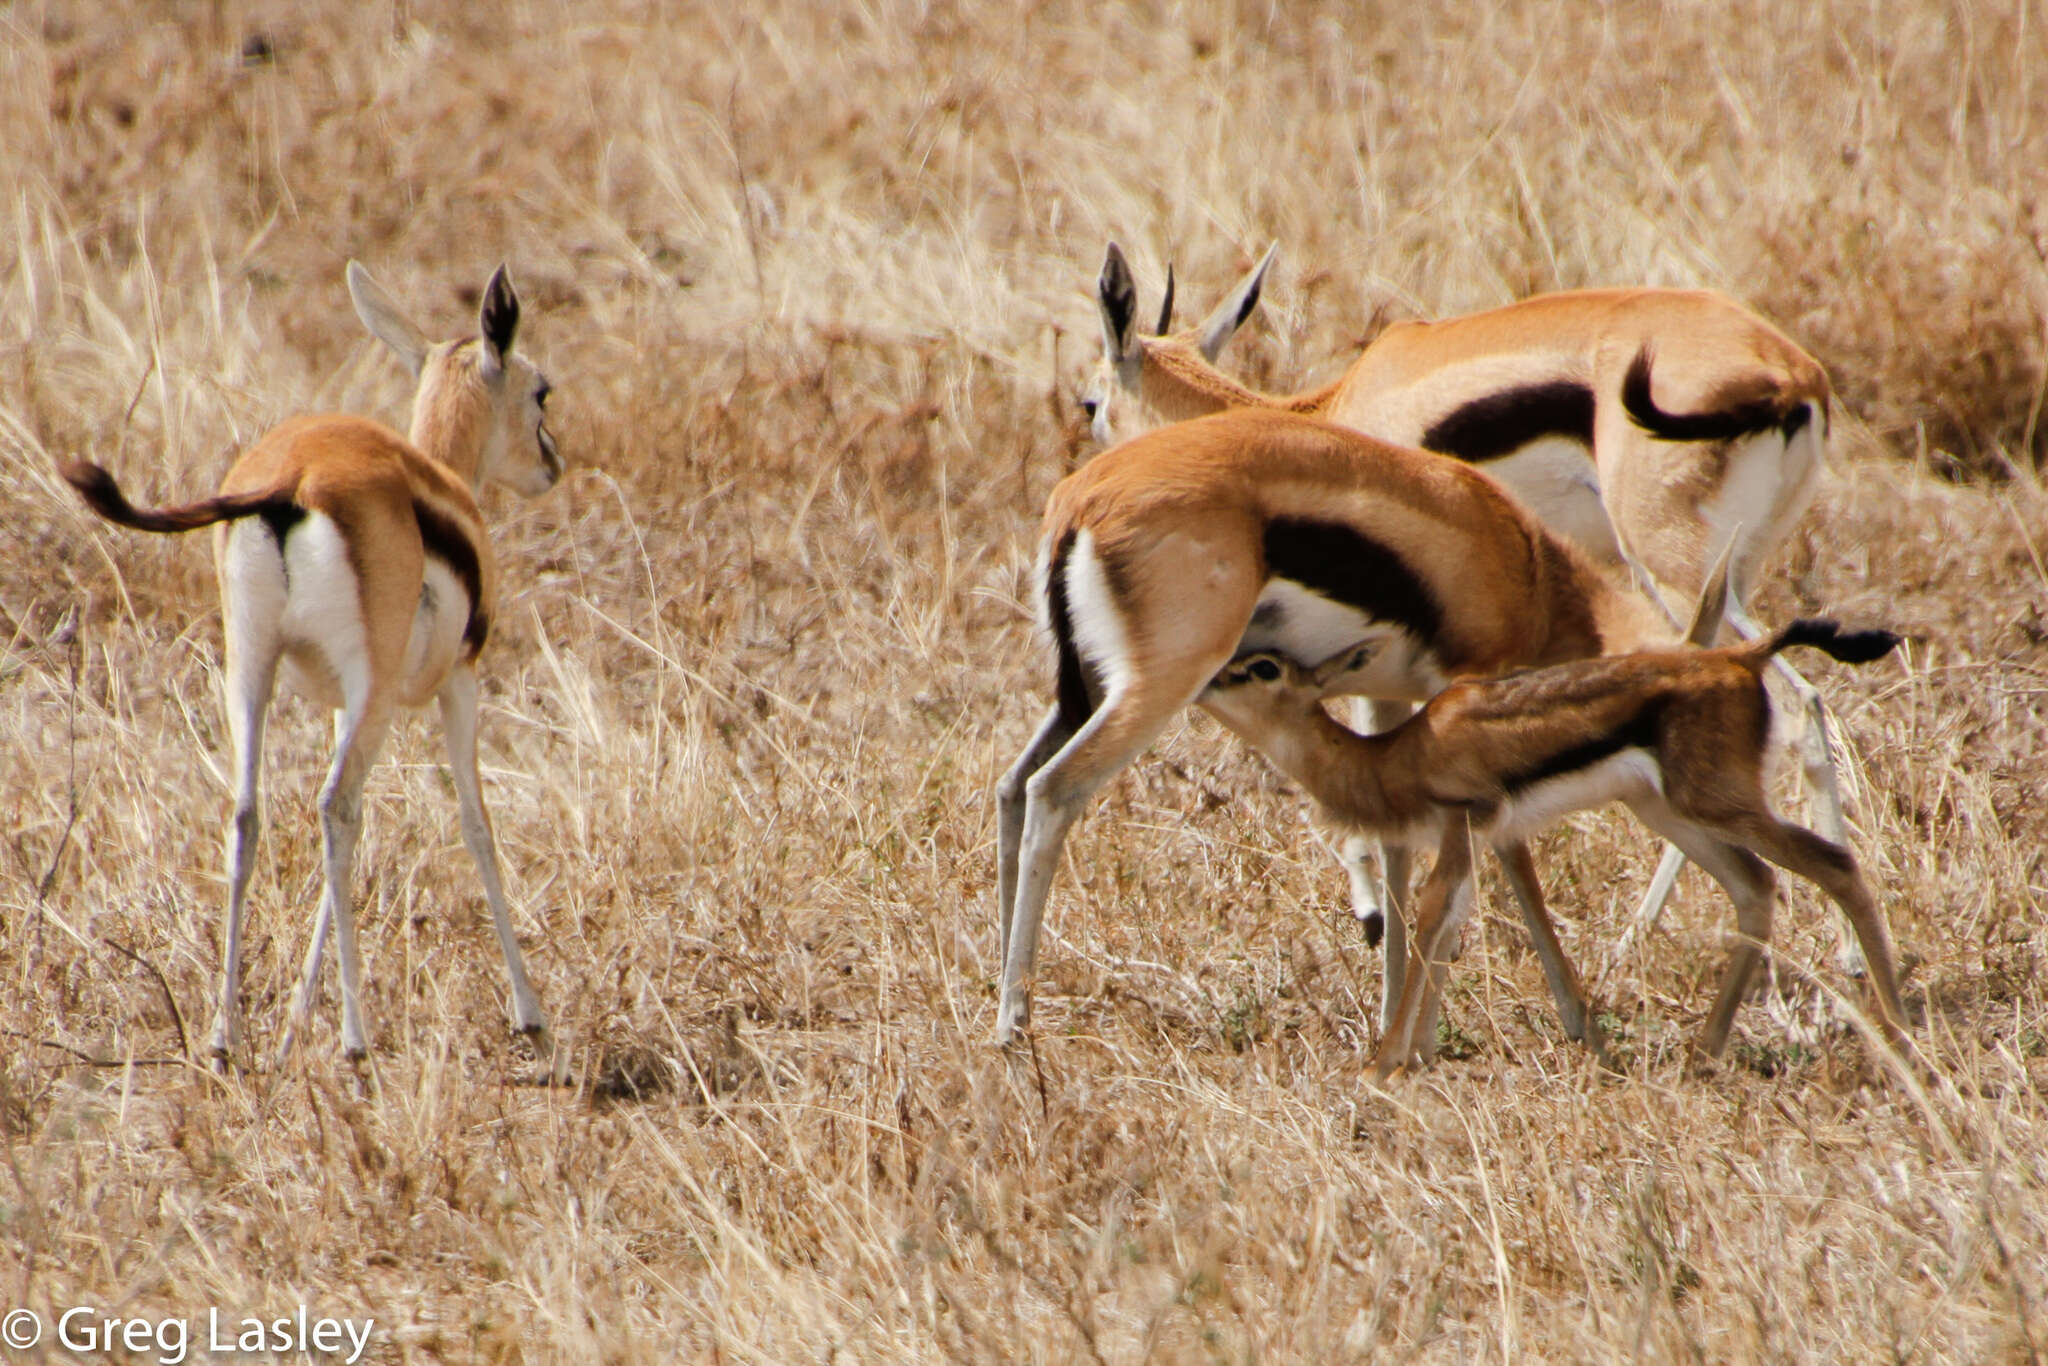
{"left": 2, "top": 0, "right": 2046, "bottom": 1360}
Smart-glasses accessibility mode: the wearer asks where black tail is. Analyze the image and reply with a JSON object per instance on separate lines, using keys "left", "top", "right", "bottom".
{"left": 1622, "top": 346, "right": 1811, "bottom": 444}
{"left": 1771, "top": 618, "right": 1902, "bottom": 665}
{"left": 1044, "top": 530, "right": 1098, "bottom": 732}
{"left": 58, "top": 460, "right": 281, "bottom": 534}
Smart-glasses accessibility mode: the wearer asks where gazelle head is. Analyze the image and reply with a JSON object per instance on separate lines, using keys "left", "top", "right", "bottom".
{"left": 346, "top": 260, "right": 563, "bottom": 497}
{"left": 1079, "top": 241, "right": 1279, "bottom": 445}
{"left": 1201, "top": 641, "right": 1378, "bottom": 736}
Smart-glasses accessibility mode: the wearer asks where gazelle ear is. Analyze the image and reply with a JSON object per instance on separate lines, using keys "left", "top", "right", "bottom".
{"left": 1098, "top": 242, "right": 1142, "bottom": 362}
{"left": 346, "top": 260, "right": 428, "bottom": 379}
{"left": 477, "top": 264, "right": 521, "bottom": 379}
{"left": 1685, "top": 535, "right": 1736, "bottom": 646}
{"left": 1193, "top": 240, "right": 1278, "bottom": 363}
{"left": 1311, "top": 638, "right": 1378, "bottom": 688}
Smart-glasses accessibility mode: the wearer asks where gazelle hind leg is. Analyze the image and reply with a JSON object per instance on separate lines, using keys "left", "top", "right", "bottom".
{"left": 1627, "top": 799, "right": 1777, "bottom": 1065}
{"left": 1723, "top": 814, "right": 1911, "bottom": 1053}
{"left": 1001, "top": 663, "right": 1229, "bottom": 1045}
{"left": 284, "top": 696, "right": 396, "bottom": 1061}
{"left": 211, "top": 634, "right": 281, "bottom": 1063}
{"left": 996, "top": 705, "right": 1075, "bottom": 969}
{"left": 1616, "top": 842, "right": 1688, "bottom": 964}
{"left": 1493, "top": 840, "right": 1611, "bottom": 1066}
{"left": 440, "top": 665, "right": 547, "bottom": 1038}
{"left": 1726, "top": 598, "right": 1866, "bottom": 977}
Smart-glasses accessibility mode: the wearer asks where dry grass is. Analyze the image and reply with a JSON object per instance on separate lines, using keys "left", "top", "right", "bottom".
{"left": 3, "top": 0, "right": 2047, "bottom": 1360}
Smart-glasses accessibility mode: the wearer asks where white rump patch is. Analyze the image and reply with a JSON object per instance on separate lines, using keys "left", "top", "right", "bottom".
{"left": 1063, "top": 529, "right": 1132, "bottom": 697}
{"left": 1487, "top": 748, "right": 1665, "bottom": 844}
{"left": 1702, "top": 413, "right": 1825, "bottom": 589}
{"left": 276, "top": 512, "right": 370, "bottom": 712}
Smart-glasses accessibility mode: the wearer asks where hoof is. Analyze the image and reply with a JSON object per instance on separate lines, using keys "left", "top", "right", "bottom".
{"left": 1360, "top": 911, "right": 1384, "bottom": 949}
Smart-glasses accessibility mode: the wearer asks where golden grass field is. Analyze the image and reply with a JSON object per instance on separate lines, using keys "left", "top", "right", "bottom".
{"left": 4, "top": 0, "right": 2047, "bottom": 1359}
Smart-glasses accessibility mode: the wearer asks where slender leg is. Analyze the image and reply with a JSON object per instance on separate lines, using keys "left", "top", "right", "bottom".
{"left": 1726, "top": 598, "right": 1866, "bottom": 976}
{"left": 440, "top": 665, "right": 548, "bottom": 1037}
{"left": 1626, "top": 800, "right": 1777, "bottom": 1065}
{"left": 284, "top": 695, "right": 394, "bottom": 1061}
{"left": 1372, "top": 818, "right": 1475, "bottom": 1079}
{"left": 1492, "top": 840, "right": 1612, "bottom": 1065}
{"left": 1000, "top": 675, "right": 1218, "bottom": 1044}
{"left": 1720, "top": 813, "right": 1911, "bottom": 1054}
{"left": 210, "top": 638, "right": 280, "bottom": 1063}
{"left": 1615, "top": 843, "right": 1688, "bottom": 961}
{"left": 1339, "top": 698, "right": 1414, "bottom": 1032}
{"left": 995, "top": 705, "right": 1074, "bottom": 970}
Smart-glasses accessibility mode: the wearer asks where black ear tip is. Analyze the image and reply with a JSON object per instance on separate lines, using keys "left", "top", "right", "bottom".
{"left": 480, "top": 265, "right": 520, "bottom": 352}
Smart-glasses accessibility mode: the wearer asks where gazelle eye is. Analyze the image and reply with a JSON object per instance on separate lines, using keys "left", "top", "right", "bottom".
{"left": 534, "top": 383, "right": 551, "bottom": 408}
{"left": 1078, "top": 395, "right": 1099, "bottom": 420}
{"left": 1250, "top": 658, "right": 1281, "bottom": 682}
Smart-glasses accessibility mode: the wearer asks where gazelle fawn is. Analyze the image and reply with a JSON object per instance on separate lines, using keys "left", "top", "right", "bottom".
{"left": 1199, "top": 622, "right": 1913, "bottom": 1079}
{"left": 59, "top": 261, "right": 562, "bottom": 1066}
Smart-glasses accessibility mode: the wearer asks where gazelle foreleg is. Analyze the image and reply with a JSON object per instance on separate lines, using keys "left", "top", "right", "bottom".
{"left": 439, "top": 665, "right": 548, "bottom": 1039}
{"left": 1372, "top": 816, "right": 1476, "bottom": 1080}
{"left": 1339, "top": 698, "right": 1415, "bottom": 1032}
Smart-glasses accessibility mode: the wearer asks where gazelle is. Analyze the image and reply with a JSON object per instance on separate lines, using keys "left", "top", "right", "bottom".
{"left": 1081, "top": 243, "right": 1852, "bottom": 986}
{"left": 59, "top": 261, "right": 562, "bottom": 1065}
{"left": 995, "top": 407, "right": 1686, "bottom": 1046}
{"left": 1198, "top": 618, "right": 1911, "bottom": 1078}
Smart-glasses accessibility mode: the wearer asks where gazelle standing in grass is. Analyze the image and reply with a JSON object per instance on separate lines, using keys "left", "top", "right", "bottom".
{"left": 1199, "top": 619, "right": 1912, "bottom": 1078}
{"left": 59, "top": 261, "right": 561, "bottom": 1066}
{"left": 1081, "top": 242, "right": 1854, "bottom": 993}
{"left": 995, "top": 407, "right": 1695, "bottom": 1047}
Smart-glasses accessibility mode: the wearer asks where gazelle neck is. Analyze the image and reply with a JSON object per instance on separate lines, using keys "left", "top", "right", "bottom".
{"left": 407, "top": 361, "right": 491, "bottom": 491}
{"left": 1229, "top": 702, "right": 1417, "bottom": 834}
{"left": 1140, "top": 341, "right": 1340, "bottom": 424}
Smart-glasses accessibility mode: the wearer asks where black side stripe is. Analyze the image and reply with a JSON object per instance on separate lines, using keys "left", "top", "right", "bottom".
{"left": 413, "top": 499, "right": 489, "bottom": 654}
{"left": 1420, "top": 380, "right": 1595, "bottom": 464}
{"left": 1045, "top": 530, "right": 1096, "bottom": 732}
{"left": 1502, "top": 700, "right": 1664, "bottom": 793}
{"left": 1262, "top": 517, "right": 1443, "bottom": 649}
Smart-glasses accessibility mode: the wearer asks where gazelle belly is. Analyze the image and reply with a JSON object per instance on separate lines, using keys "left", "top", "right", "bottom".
{"left": 1480, "top": 437, "right": 1621, "bottom": 565}
{"left": 398, "top": 557, "right": 470, "bottom": 705}
{"left": 1486, "top": 748, "right": 1665, "bottom": 844}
